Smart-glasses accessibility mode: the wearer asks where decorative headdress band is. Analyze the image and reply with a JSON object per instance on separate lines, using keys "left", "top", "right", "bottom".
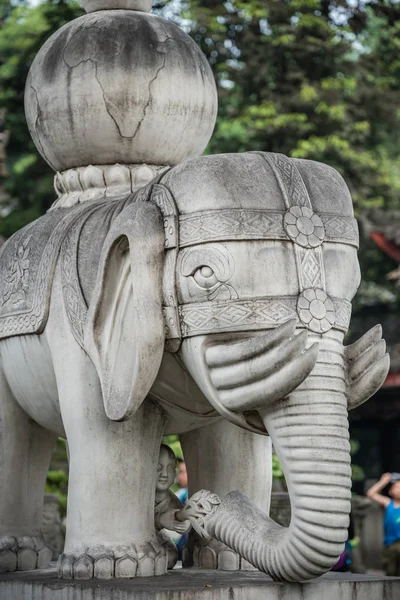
{"left": 179, "top": 209, "right": 358, "bottom": 249}
{"left": 137, "top": 152, "right": 356, "bottom": 346}
{"left": 179, "top": 295, "right": 352, "bottom": 338}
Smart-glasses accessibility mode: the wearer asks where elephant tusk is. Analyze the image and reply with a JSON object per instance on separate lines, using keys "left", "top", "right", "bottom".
{"left": 205, "top": 319, "right": 297, "bottom": 367}
{"left": 345, "top": 325, "right": 390, "bottom": 410}
{"left": 345, "top": 324, "right": 382, "bottom": 361}
{"left": 204, "top": 319, "right": 319, "bottom": 413}
{"left": 349, "top": 339, "right": 386, "bottom": 381}
{"left": 217, "top": 342, "right": 319, "bottom": 412}
{"left": 209, "top": 330, "right": 309, "bottom": 390}
{"left": 347, "top": 353, "right": 390, "bottom": 410}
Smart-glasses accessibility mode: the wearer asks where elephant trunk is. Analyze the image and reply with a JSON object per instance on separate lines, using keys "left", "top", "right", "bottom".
{"left": 205, "top": 330, "right": 352, "bottom": 581}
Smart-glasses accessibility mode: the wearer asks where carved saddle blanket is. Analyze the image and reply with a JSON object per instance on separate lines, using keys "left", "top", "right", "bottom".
{"left": 0, "top": 197, "right": 133, "bottom": 342}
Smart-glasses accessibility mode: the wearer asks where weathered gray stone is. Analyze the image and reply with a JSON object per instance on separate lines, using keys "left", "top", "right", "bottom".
{"left": 93, "top": 556, "right": 114, "bottom": 579}
{"left": 42, "top": 494, "right": 63, "bottom": 561}
{"left": 37, "top": 547, "right": 53, "bottom": 570}
{"left": 0, "top": 551, "right": 17, "bottom": 573}
{"left": 0, "top": 151, "right": 390, "bottom": 582}
{"left": 16, "top": 549, "right": 37, "bottom": 571}
{"left": 24, "top": 10, "right": 217, "bottom": 171}
{"left": 0, "top": 0, "right": 391, "bottom": 588}
{"left": 0, "top": 569, "right": 399, "bottom": 600}
{"left": 115, "top": 556, "right": 138, "bottom": 578}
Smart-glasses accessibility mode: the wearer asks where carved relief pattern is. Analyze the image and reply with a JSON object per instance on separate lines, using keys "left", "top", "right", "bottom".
{"left": 333, "top": 299, "right": 352, "bottom": 332}
{"left": 321, "top": 214, "right": 359, "bottom": 246}
{"left": 0, "top": 216, "right": 74, "bottom": 338}
{"left": 61, "top": 226, "right": 87, "bottom": 347}
{"left": 298, "top": 248, "right": 325, "bottom": 290}
{"left": 179, "top": 296, "right": 351, "bottom": 337}
{"left": 1, "top": 235, "right": 32, "bottom": 309}
{"left": 268, "top": 153, "right": 311, "bottom": 209}
{"left": 51, "top": 164, "right": 169, "bottom": 210}
{"left": 179, "top": 210, "right": 285, "bottom": 247}
{"left": 263, "top": 152, "right": 334, "bottom": 335}
{"left": 150, "top": 185, "right": 176, "bottom": 217}
{"left": 184, "top": 490, "right": 221, "bottom": 542}
{"left": 179, "top": 210, "right": 358, "bottom": 248}
{"left": 0, "top": 205, "right": 94, "bottom": 340}
{"left": 297, "top": 288, "right": 335, "bottom": 334}
{"left": 284, "top": 206, "right": 325, "bottom": 248}
{"left": 180, "top": 298, "right": 296, "bottom": 337}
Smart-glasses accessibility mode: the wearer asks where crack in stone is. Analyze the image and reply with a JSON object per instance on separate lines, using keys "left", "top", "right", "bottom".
{"left": 62, "top": 21, "right": 94, "bottom": 69}
{"left": 128, "top": 53, "right": 168, "bottom": 141}
{"left": 39, "top": 20, "right": 179, "bottom": 149}
{"left": 62, "top": 48, "right": 169, "bottom": 140}
{"left": 59, "top": 19, "right": 176, "bottom": 140}
{"left": 28, "top": 83, "right": 50, "bottom": 164}
{"left": 91, "top": 59, "right": 137, "bottom": 140}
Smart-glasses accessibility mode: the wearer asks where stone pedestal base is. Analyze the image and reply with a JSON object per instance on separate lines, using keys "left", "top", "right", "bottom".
{"left": 1, "top": 568, "right": 399, "bottom": 599}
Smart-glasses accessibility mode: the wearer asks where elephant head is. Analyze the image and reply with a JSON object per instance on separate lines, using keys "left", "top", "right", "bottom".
{"left": 84, "top": 151, "right": 389, "bottom": 581}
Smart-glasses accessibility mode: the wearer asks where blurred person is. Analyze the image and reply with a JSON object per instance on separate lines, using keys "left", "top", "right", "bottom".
{"left": 175, "top": 458, "right": 188, "bottom": 506}
{"left": 174, "top": 457, "right": 189, "bottom": 560}
{"left": 367, "top": 472, "right": 400, "bottom": 576}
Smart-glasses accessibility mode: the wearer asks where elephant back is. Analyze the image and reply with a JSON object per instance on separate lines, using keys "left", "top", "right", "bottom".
{"left": 0, "top": 196, "right": 133, "bottom": 342}
{"left": 0, "top": 208, "right": 72, "bottom": 339}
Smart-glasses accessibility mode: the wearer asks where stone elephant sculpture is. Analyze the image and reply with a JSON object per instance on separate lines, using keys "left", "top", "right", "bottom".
{"left": 0, "top": 151, "right": 389, "bottom": 581}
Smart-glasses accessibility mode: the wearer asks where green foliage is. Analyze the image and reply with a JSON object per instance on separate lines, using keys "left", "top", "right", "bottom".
{"left": 45, "top": 469, "right": 68, "bottom": 516}
{"left": 0, "top": 0, "right": 83, "bottom": 236}
{"left": 272, "top": 453, "right": 284, "bottom": 481}
{"left": 350, "top": 439, "right": 365, "bottom": 483}
{"left": 162, "top": 434, "right": 183, "bottom": 459}
{"left": 46, "top": 438, "right": 69, "bottom": 516}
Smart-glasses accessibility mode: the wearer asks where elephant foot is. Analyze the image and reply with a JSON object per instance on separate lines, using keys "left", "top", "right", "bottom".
{"left": 183, "top": 535, "right": 256, "bottom": 571}
{"left": 0, "top": 535, "right": 52, "bottom": 573}
{"left": 156, "top": 531, "right": 178, "bottom": 570}
{"left": 58, "top": 540, "right": 168, "bottom": 580}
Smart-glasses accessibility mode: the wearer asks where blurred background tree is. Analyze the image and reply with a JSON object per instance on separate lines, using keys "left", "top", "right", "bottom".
{"left": 0, "top": 0, "right": 83, "bottom": 236}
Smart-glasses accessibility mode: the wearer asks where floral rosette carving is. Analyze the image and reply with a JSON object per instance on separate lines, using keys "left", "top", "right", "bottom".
{"left": 183, "top": 490, "right": 221, "bottom": 541}
{"left": 284, "top": 206, "right": 325, "bottom": 248}
{"left": 297, "top": 288, "right": 335, "bottom": 333}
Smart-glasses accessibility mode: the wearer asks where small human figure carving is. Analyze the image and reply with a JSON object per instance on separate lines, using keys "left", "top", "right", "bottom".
{"left": 154, "top": 445, "right": 192, "bottom": 569}
{"left": 155, "top": 445, "right": 191, "bottom": 535}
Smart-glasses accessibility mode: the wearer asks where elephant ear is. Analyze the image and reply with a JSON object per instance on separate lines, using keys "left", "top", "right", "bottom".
{"left": 84, "top": 201, "right": 165, "bottom": 421}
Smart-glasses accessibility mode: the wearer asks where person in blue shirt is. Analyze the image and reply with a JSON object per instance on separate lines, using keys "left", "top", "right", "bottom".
{"left": 175, "top": 458, "right": 188, "bottom": 506}
{"left": 367, "top": 472, "right": 400, "bottom": 576}
{"left": 175, "top": 458, "right": 189, "bottom": 559}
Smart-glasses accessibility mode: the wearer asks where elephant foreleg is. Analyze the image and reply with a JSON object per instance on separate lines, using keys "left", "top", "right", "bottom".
{"left": 58, "top": 376, "right": 167, "bottom": 578}
{"left": 0, "top": 366, "right": 56, "bottom": 573}
{"left": 181, "top": 419, "right": 272, "bottom": 571}
{"left": 49, "top": 324, "right": 167, "bottom": 579}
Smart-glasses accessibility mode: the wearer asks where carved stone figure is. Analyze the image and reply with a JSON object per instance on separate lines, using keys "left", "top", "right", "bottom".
{"left": 0, "top": 0, "right": 389, "bottom": 584}
{"left": 154, "top": 445, "right": 190, "bottom": 570}
{"left": 154, "top": 445, "right": 190, "bottom": 535}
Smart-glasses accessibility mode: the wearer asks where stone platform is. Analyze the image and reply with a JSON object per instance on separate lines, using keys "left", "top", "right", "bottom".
{"left": 0, "top": 568, "right": 399, "bottom": 600}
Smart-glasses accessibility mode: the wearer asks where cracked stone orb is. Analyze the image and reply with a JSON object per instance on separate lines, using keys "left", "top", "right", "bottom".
{"left": 24, "top": 7, "right": 217, "bottom": 172}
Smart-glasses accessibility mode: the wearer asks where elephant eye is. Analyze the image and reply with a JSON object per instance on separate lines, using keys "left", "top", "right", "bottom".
{"left": 192, "top": 266, "right": 219, "bottom": 290}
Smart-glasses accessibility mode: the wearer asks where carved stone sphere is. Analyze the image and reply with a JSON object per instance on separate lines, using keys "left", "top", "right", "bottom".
{"left": 25, "top": 11, "right": 218, "bottom": 172}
